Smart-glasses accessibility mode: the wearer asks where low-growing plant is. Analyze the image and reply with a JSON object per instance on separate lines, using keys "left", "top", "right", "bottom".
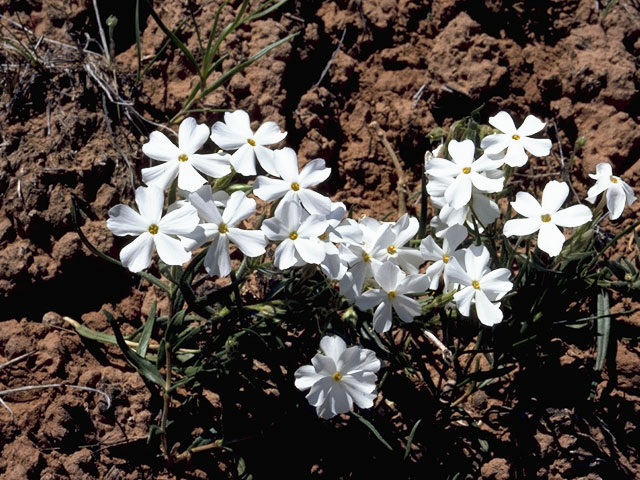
{"left": 65, "top": 102, "right": 639, "bottom": 465}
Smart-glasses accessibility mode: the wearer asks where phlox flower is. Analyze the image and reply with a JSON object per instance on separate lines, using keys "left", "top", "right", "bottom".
{"left": 294, "top": 335, "right": 381, "bottom": 420}
{"left": 253, "top": 147, "right": 332, "bottom": 216}
{"left": 107, "top": 186, "right": 199, "bottom": 272}
{"left": 210, "top": 110, "right": 286, "bottom": 176}
{"left": 444, "top": 245, "right": 513, "bottom": 326}
{"left": 142, "top": 117, "right": 231, "bottom": 192}
{"left": 503, "top": 180, "right": 593, "bottom": 257}
{"left": 318, "top": 202, "right": 362, "bottom": 280}
{"left": 480, "top": 111, "right": 552, "bottom": 167}
{"left": 420, "top": 224, "right": 467, "bottom": 290}
{"left": 261, "top": 201, "right": 328, "bottom": 270}
{"left": 182, "top": 188, "right": 267, "bottom": 278}
{"left": 586, "top": 162, "right": 636, "bottom": 220}
{"left": 425, "top": 139, "right": 504, "bottom": 209}
{"left": 338, "top": 221, "right": 395, "bottom": 301}
{"left": 355, "top": 262, "right": 430, "bottom": 333}
{"left": 375, "top": 214, "right": 425, "bottom": 274}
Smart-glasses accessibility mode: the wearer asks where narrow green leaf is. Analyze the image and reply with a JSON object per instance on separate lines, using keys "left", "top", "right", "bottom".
{"left": 403, "top": 418, "right": 422, "bottom": 460}
{"left": 137, "top": 301, "right": 157, "bottom": 357}
{"left": 594, "top": 290, "right": 611, "bottom": 372}
{"left": 352, "top": 411, "right": 393, "bottom": 451}
{"left": 105, "top": 310, "right": 165, "bottom": 387}
{"left": 145, "top": 0, "right": 200, "bottom": 74}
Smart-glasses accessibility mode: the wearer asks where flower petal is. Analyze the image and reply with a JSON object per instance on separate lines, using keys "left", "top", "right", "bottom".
{"left": 298, "top": 188, "right": 331, "bottom": 216}
{"left": 273, "top": 147, "right": 300, "bottom": 182}
{"left": 294, "top": 365, "right": 323, "bottom": 391}
{"left": 107, "top": 205, "right": 148, "bottom": 236}
{"left": 552, "top": 204, "right": 593, "bottom": 227}
{"left": 510, "top": 191, "right": 542, "bottom": 218}
{"left": 503, "top": 142, "right": 528, "bottom": 167}
{"left": 230, "top": 144, "right": 257, "bottom": 176}
{"left": 453, "top": 286, "right": 475, "bottom": 316}
{"left": 210, "top": 121, "right": 247, "bottom": 150}
{"left": 299, "top": 158, "right": 331, "bottom": 188}
{"left": 320, "top": 336, "right": 347, "bottom": 364}
{"left": 227, "top": 228, "right": 266, "bottom": 257}
{"left": 254, "top": 121, "right": 287, "bottom": 146}
{"left": 153, "top": 232, "right": 191, "bottom": 266}
{"left": 372, "top": 301, "right": 393, "bottom": 333}
{"left": 224, "top": 110, "right": 253, "bottom": 138}
{"left": 120, "top": 232, "right": 155, "bottom": 272}
{"left": 516, "top": 115, "right": 546, "bottom": 137}
{"left": 142, "top": 162, "right": 179, "bottom": 191}
{"left": 474, "top": 290, "right": 503, "bottom": 326}
{"left": 177, "top": 162, "right": 208, "bottom": 192}
{"left": 135, "top": 186, "right": 164, "bottom": 224}
{"left": 448, "top": 139, "right": 476, "bottom": 166}
{"left": 252, "top": 176, "right": 290, "bottom": 203}
{"left": 503, "top": 217, "right": 541, "bottom": 237}
{"left": 480, "top": 133, "right": 511, "bottom": 156}
{"left": 445, "top": 175, "right": 472, "bottom": 209}
{"left": 541, "top": 180, "right": 569, "bottom": 214}
{"left": 372, "top": 261, "right": 403, "bottom": 292}
{"left": 392, "top": 294, "right": 421, "bottom": 323}
{"left": 521, "top": 136, "right": 552, "bottom": 157}
{"left": 222, "top": 191, "right": 256, "bottom": 226}
{"left": 294, "top": 238, "right": 326, "bottom": 265}
{"left": 189, "top": 153, "right": 231, "bottom": 179}
{"left": 179, "top": 118, "right": 210, "bottom": 154}
{"left": 489, "top": 111, "right": 517, "bottom": 135}
{"left": 537, "top": 222, "right": 565, "bottom": 257}
{"left": 254, "top": 145, "right": 278, "bottom": 176}
{"left": 142, "top": 131, "right": 178, "bottom": 162}
{"left": 204, "top": 234, "right": 231, "bottom": 277}
{"left": 274, "top": 239, "right": 299, "bottom": 270}
{"left": 444, "top": 257, "right": 471, "bottom": 286}
{"left": 159, "top": 204, "right": 200, "bottom": 235}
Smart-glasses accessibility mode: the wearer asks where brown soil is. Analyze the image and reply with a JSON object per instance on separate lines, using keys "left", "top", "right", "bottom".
{"left": 1, "top": 0, "right": 639, "bottom": 478}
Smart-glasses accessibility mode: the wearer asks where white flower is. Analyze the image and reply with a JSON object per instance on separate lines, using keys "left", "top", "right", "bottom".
{"left": 183, "top": 188, "right": 267, "bottom": 278}
{"left": 375, "top": 214, "right": 425, "bottom": 274}
{"left": 425, "top": 139, "right": 504, "bottom": 209}
{"left": 444, "top": 245, "right": 513, "bottom": 326}
{"left": 420, "top": 224, "right": 467, "bottom": 290}
{"left": 261, "top": 201, "right": 328, "bottom": 270}
{"left": 338, "top": 221, "right": 395, "bottom": 301}
{"left": 142, "top": 117, "right": 231, "bottom": 192}
{"left": 355, "top": 262, "right": 430, "bottom": 333}
{"left": 317, "top": 202, "right": 361, "bottom": 280}
{"left": 586, "top": 163, "right": 636, "bottom": 220}
{"left": 503, "top": 180, "right": 593, "bottom": 257}
{"left": 294, "top": 335, "right": 381, "bottom": 420}
{"left": 210, "top": 110, "right": 286, "bottom": 176}
{"left": 480, "top": 111, "right": 552, "bottom": 167}
{"left": 107, "top": 186, "right": 199, "bottom": 272}
{"left": 253, "top": 148, "right": 331, "bottom": 216}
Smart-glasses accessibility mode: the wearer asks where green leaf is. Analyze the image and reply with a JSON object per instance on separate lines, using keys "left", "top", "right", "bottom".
{"left": 403, "top": 418, "right": 422, "bottom": 460}
{"left": 594, "top": 290, "right": 611, "bottom": 372}
{"left": 352, "top": 411, "right": 393, "bottom": 451}
{"left": 105, "top": 310, "right": 165, "bottom": 387}
{"left": 137, "top": 301, "right": 157, "bottom": 357}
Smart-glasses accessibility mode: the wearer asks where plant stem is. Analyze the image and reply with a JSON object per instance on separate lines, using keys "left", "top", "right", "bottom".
{"left": 160, "top": 341, "right": 172, "bottom": 460}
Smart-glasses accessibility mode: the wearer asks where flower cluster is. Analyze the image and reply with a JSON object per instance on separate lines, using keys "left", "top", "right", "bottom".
{"left": 106, "top": 109, "right": 636, "bottom": 421}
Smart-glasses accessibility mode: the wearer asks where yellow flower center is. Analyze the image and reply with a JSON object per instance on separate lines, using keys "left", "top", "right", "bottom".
{"left": 218, "top": 223, "right": 229, "bottom": 234}
{"left": 462, "top": 166, "right": 471, "bottom": 174}
{"left": 443, "top": 255, "right": 450, "bottom": 263}
{"left": 291, "top": 182, "right": 300, "bottom": 191}
{"left": 387, "top": 245, "right": 397, "bottom": 255}
{"left": 289, "top": 231, "right": 298, "bottom": 240}
{"left": 541, "top": 214, "right": 552, "bottom": 223}
{"left": 247, "top": 138, "right": 256, "bottom": 146}
{"left": 318, "top": 232, "right": 329, "bottom": 241}
{"left": 512, "top": 134, "right": 520, "bottom": 141}
{"left": 178, "top": 154, "right": 189, "bottom": 162}
{"left": 332, "top": 372, "right": 343, "bottom": 382}
{"left": 472, "top": 280, "right": 480, "bottom": 290}
{"left": 148, "top": 224, "right": 159, "bottom": 235}
{"left": 362, "top": 252, "right": 371, "bottom": 263}
{"left": 610, "top": 176, "right": 618, "bottom": 184}
{"left": 387, "top": 290, "right": 397, "bottom": 299}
